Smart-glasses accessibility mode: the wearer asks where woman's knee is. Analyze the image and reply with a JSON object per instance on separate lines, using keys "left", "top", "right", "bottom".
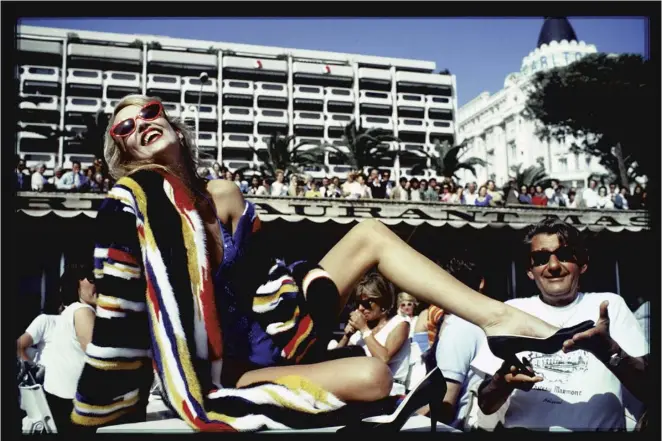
{"left": 353, "top": 219, "right": 391, "bottom": 250}
{"left": 358, "top": 358, "right": 393, "bottom": 399}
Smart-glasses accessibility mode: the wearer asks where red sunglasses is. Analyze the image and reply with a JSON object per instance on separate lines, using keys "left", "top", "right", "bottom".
{"left": 109, "top": 101, "right": 163, "bottom": 138}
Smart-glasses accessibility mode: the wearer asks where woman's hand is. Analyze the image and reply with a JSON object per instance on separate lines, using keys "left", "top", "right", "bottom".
{"left": 344, "top": 323, "right": 356, "bottom": 335}
{"left": 348, "top": 310, "right": 369, "bottom": 333}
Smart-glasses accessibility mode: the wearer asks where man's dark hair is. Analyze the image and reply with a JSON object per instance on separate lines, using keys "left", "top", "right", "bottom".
{"left": 443, "top": 257, "right": 483, "bottom": 292}
{"left": 523, "top": 218, "right": 588, "bottom": 266}
{"left": 72, "top": 160, "right": 81, "bottom": 168}
{"left": 399, "top": 177, "right": 407, "bottom": 185}
{"left": 59, "top": 263, "right": 94, "bottom": 306}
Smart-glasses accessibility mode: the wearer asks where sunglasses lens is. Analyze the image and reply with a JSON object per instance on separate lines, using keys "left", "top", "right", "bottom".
{"left": 531, "top": 251, "right": 551, "bottom": 267}
{"left": 141, "top": 103, "right": 161, "bottom": 120}
{"left": 112, "top": 118, "right": 136, "bottom": 137}
{"left": 555, "top": 246, "right": 575, "bottom": 263}
{"left": 359, "top": 300, "right": 372, "bottom": 309}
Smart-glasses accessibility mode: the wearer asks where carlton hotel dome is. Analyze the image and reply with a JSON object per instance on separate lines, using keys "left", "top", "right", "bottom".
{"left": 456, "top": 17, "right": 605, "bottom": 189}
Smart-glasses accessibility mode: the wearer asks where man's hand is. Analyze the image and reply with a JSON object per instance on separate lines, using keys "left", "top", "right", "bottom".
{"left": 343, "top": 323, "right": 356, "bottom": 335}
{"left": 562, "top": 300, "right": 619, "bottom": 361}
{"left": 495, "top": 357, "right": 544, "bottom": 392}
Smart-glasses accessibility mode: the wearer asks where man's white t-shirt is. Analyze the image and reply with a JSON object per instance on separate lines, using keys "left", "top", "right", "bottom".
{"left": 25, "top": 314, "right": 59, "bottom": 365}
{"left": 464, "top": 191, "right": 477, "bottom": 206}
{"left": 471, "top": 292, "right": 648, "bottom": 431}
{"left": 582, "top": 188, "right": 598, "bottom": 208}
{"left": 435, "top": 314, "right": 487, "bottom": 429}
{"left": 270, "top": 181, "right": 286, "bottom": 197}
{"left": 41, "top": 302, "right": 96, "bottom": 399}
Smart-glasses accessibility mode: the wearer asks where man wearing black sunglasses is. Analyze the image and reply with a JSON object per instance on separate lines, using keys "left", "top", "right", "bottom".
{"left": 472, "top": 218, "right": 649, "bottom": 431}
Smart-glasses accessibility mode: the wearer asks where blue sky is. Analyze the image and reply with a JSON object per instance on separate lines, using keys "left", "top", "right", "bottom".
{"left": 20, "top": 17, "right": 647, "bottom": 106}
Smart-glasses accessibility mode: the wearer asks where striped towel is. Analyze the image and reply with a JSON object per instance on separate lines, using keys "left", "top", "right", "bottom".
{"left": 72, "top": 169, "right": 348, "bottom": 432}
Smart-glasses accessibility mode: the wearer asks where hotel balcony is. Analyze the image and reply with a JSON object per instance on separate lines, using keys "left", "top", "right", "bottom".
{"left": 221, "top": 132, "right": 254, "bottom": 149}
{"left": 398, "top": 117, "right": 427, "bottom": 133}
{"left": 293, "top": 111, "right": 324, "bottom": 127}
{"left": 256, "top": 108, "right": 288, "bottom": 125}
{"left": 182, "top": 76, "right": 218, "bottom": 94}
{"left": 396, "top": 92, "right": 426, "bottom": 108}
{"left": 146, "top": 73, "right": 182, "bottom": 92}
{"left": 293, "top": 84, "right": 324, "bottom": 101}
{"left": 255, "top": 81, "right": 287, "bottom": 99}
{"left": 358, "top": 90, "right": 392, "bottom": 107}
{"left": 162, "top": 102, "right": 182, "bottom": 118}
{"left": 66, "top": 68, "right": 103, "bottom": 87}
{"left": 65, "top": 97, "right": 103, "bottom": 113}
{"left": 19, "top": 94, "right": 59, "bottom": 112}
{"left": 360, "top": 115, "right": 394, "bottom": 131}
{"left": 222, "top": 106, "right": 254, "bottom": 123}
{"left": 324, "top": 87, "right": 354, "bottom": 103}
{"left": 222, "top": 79, "right": 254, "bottom": 96}
{"left": 426, "top": 95, "right": 453, "bottom": 110}
{"left": 196, "top": 131, "right": 218, "bottom": 149}
{"left": 103, "top": 71, "right": 141, "bottom": 89}
{"left": 20, "top": 65, "right": 61, "bottom": 83}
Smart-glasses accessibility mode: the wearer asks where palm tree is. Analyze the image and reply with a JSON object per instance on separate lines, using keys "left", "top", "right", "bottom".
{"left": 237, "top": 132, "right": 327, "bottom": 179}
{"left": 41, "top": 111, "right": 107, "bottom": 165}
{"left": 323, "top": 120, "right": 399, "bottom": 174}
{"left": 410, "top": 139, "right": 487, "bottom": 180}
{"left": 510, "top": 164, "right": 553, "bottom": 189}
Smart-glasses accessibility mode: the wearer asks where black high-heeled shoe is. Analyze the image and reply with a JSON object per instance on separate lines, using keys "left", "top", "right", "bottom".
{"left": 487, "top": 320, "right": 595, "bottom": 373}
{"left": 337, "top": 367, "right": 446, "bottom": 433}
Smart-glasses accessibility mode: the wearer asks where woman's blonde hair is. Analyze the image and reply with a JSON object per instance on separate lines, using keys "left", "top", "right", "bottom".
{"left": 104, "top": 95, "right": 200, "bottom": 187}
{"left": 397, "top": 292, "right": 418, "bottom": 306}
{"left": 355, "top": 272, "right": 395, "bottom": 313}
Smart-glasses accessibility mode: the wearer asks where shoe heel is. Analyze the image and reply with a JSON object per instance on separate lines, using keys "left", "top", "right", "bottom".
{"left": 505, "top": 355, "right": 534, "bottom": 377}
{"left": 428, "top": 398, "right": 440, "bottom": 432}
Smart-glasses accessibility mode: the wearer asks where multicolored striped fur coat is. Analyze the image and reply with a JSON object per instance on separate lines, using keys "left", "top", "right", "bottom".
{"left": 71, "top": 169, "right": 351, "bottom": 431}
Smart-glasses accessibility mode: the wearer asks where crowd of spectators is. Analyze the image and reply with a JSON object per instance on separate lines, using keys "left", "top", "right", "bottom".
{"left": 197, "top": 162, "right": 647, "bottom": 211}
{"left": 16, "top": 156, "right": 647, "bottom": 211}
{"left": 14, "top": 156, "right": 115, "bottom": 194}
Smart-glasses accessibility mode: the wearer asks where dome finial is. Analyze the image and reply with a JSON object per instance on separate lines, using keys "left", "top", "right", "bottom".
{"left": 537, "top": 17, "right": 578, "bottom": 48}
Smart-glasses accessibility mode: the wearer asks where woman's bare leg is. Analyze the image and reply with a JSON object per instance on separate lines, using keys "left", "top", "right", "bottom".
{"left": 319, "top": 219, "right": 557, "bottom": 339}
{"left": 237, "top": 357, "right": 392, "bottom": 402}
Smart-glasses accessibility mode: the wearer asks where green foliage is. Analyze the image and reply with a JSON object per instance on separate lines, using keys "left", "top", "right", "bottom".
{"left": 524, "top": 53, "right": 653, "bottom": 187}
{"left": 510, "top": 164, "right": 552, "bottom": 189}
{"left": 411, "top": 139, "right": 487, "bottom": 179}
{"left": 323, "top": 119, "right": 399, "bottom": 174}
{"left": 236, "top": 132, "right": 327, "bottom": 179}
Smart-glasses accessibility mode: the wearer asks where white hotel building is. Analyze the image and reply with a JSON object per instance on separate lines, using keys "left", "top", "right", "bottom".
{"left": 456, "top": 18, "right": 608, "bottom": 189}
{"left": 16, "top": 25, "right": 458, "bottom": 180}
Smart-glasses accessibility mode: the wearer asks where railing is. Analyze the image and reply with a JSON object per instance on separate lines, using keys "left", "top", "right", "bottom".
{"left": 15, "top": 192, "right": 648, "bottom": 232}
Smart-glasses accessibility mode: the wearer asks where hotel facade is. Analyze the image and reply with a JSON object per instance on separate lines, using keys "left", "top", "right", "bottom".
{"left": 16, "top": 24, "right": 458, "bottom": 180}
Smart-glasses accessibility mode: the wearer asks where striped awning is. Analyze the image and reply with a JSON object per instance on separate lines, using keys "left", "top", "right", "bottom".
{"left": 16, "top": 192, "right": 649, "bottom": 232}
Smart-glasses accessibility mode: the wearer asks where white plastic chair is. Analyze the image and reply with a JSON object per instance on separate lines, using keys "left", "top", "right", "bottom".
{"left": 19, "top": 384, "right": 58, "bottom": 434}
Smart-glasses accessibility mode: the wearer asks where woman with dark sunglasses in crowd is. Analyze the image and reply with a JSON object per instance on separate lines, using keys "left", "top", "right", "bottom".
{"left": 72, "top": 94, "right": 581, "bottom": 432}
{"left": 336, "top": 273, "right": 411, "bottom": 395}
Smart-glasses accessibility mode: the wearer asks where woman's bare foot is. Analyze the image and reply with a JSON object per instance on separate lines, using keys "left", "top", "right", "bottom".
{"left": 481, "top": 303, "right": 559, "bottom": 340}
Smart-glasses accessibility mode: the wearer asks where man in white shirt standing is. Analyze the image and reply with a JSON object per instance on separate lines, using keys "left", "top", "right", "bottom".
{"left": 432, "top": 256, "right": 494, "bottom": 431}
{"left": 55, "top": 161, "right": 88, "bottom": 191}
{"left": 464, "top": 182, "right": 478, "bottom": 206}
{"left": 17, "top": 314, "right": 59, "bottom": 366}
{"left": 30, "top": 164, "right": 48, "bottom": 192}
{"left": 472, "top": 218, "right": 649, "bottom": 431}
{"left": 581, "top": 179, "right": 599, "bottom": 208}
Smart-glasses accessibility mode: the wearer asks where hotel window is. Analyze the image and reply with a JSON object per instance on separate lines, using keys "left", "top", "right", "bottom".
{"left": 558, "top": 158, "right": 568, "bottom": 172}
{"left": 508, "top": 141, "right": 516, "bottom": 159}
